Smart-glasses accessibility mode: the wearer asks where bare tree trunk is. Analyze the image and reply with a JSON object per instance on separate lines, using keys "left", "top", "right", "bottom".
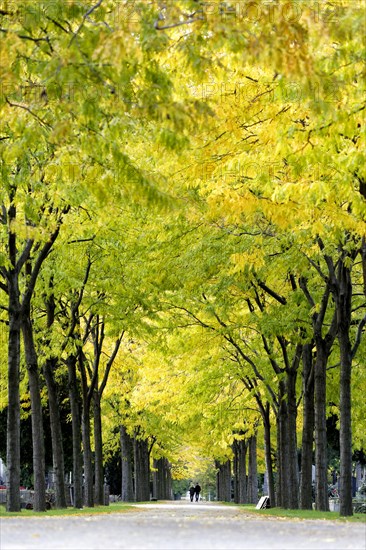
{"left": 287, "top": 366, "right": 299, "bottom": 509}
{"left": 80, "top": 360, "right": 94, "bottom": 508}
{"left": 67, "top": 355, "right": 83, "bottom": 509}
{"left": 300, "top": 278, "right": 336, "bottom": 512}
{"left": 300, "top": 343, "right": 315, "bottom": 510}
{"left": 361, "top": 237, "right": 366, "bottom": 297}
{"left": 81, "top": 406, "right": 93, "bottom": 507}
{"left": 6, "top": 273, "right": 21, "bottom": 512}
{"left": 134, "top": 437, "right": 150, "bottom": 502}
{"left": 337, "top": 260, "right": 353, "bottom": 516}
{"left": 92, "top": 329, "right": 123, "bottom": 506}
{"left": 314, "top": 343, "right": 329, "bottom": 511}
{"left": 21, "top": 311, "right": 46, "bottom": 512}
{"left": 276, "top": 380, "right": 290, "bottom": 508}
{"left": 216, "top": 460, "right": 231, "bottom": 502}
{"left": 233, "top": 438, "right": 247, "bottom": 504}
{"left": 43, "top": 357, "right": 67, "bottom": 508}
{"left": 153, "top": 458, "right": 172, "bottom": 500}
{"left": 274, "top": 364, "right": 299, "bottom": 510}
{"left": 93, "top": 394, "right": 104, "bottom": 505}
{"left": 43, "top": 286, "right": 67, "bottom": 508}
{"left": 120, "top": 426, "right": 134, "bottom": 501}
{"left": 232, "top": 446, "right": 238, "bottom": 504}
{"left": 262, "top": 402, "right": 276, "bottom": 506}
{"left": 248, "top": 434, "right": 258, "bottom": 504}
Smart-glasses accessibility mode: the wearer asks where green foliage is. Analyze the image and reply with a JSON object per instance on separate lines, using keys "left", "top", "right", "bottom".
{"left": 1, "top": 0, "right": 365, "bottom": 500}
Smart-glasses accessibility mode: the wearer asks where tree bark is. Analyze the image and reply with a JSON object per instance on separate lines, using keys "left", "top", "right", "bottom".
{"left": 248, "top": 434, "right": 258, "bottom": 504}
{"left": 261, "top": 402, "right": 276, "bottom": 506}
{"left": 120, "top": 425, "right": 134, "bottom": 501}
{"left": 300, "top": 343, "right": 315, "bottom": 509}
{"left": 232, "top": 447, "right": 238, "bottom": 504}
{"left": 276, "top": 379, "right": 290, "bottom": 508}
{"left": 6, "top": 271, "right": 21, "bottom": 512}
{"left": 287, "top": 364, "right": 299, "bottom": 509}
{"left": 43, "top": 357, "right": 67, "bottom": 508}
{"left": 91, "top": 328, "right": 123, "bottom": 506}
{"left": 314, "top": 342, "right": 329, "bottom": 511}
{"left": 67, "top": 355, "right": 83, "bottom": 509}
{"left": 274, "top": 339, "right": 301, "bottom": 510}
{"left": 300, "top": 277, "right": 336, "bottom": 511}
{"left": 93, "top": 394, "right": 104, "bottom": 505}
{"left": 216, "top": 459, "right": 231, "bottom": 502}
{"left": 361, "top": 237, "right": 366, "bottom": 298}
{"left": 153, "top": 458, "right": 172, "bottom": 500}
{"left": 337, "top": 259, "right": 353, "bottom": 516}
{"left": 133, "top": 437, "right": 150, "bottom": 502}
{"left": 79, "top": 351, "right": 94, "bottom": 508}
{"left": 232, "top": 438, "right": 247, "bottom": 504}
{"left": 43, "top": 285, "right": 67, "bottom": 508}
{"left": 21, "top": 311, "right": 46, "bottom": 512}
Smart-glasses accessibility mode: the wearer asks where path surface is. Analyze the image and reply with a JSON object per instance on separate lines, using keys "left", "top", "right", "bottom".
{"left": 1, "top": 502, "right": 365, "bottom": 550}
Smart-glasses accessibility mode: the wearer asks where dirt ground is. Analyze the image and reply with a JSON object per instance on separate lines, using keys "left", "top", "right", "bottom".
{"left": 1, "top": 502, "right": 365, "bottom": 550}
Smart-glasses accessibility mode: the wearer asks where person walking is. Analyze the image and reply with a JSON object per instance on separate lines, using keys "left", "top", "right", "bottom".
{"left": 189, "top": 484, "right": 195, "bottom": 502}
{"left": 194, "top": 483, "right": 201, "bottom": 502}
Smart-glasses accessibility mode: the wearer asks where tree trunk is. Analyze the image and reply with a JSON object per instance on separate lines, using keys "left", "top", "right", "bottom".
{"left": 21, "top": 311, "right": 46, "bottom": 512}
{"left": 6, "top": 273, "right": 21, "bottom": 512}
{"left": 120, "top": 425, "right": 134, "bottom": 501}
{"left": 314, "top": 343, "right": 329, "bottom": 511}
{"left": 299, "top": 277, "right": 337, "bottom": 512}
{"left": 153, "top": 458, "right": 172, "bottom": 500}
{"left": 78, "top": 348, "right": 94, "bottom": 508}
{"left": 93, "top": 393, "right": 104, "bottom": 505}
{"left": 216, "top": 460, "right": 231, "bottom": 502}
{"left": 232, "top": 438, "right": 247, "bottom": 503}
{"left": 81, "top": 407, "right": 93, "bottom": 508}
{"left": 287, "top": 366, "right": 299, "bottom": 509}
{"left": 300, "top": 343, "right": 315, "bottom": 510}
{"left": 261, "top": 402, "right": 276, "bottom": 506}
{"left": 43, "top": 284, "right": 66, "bottom": 508}
{"left": 362, "top": 236, "right": 366, "bottom": 297}
{"left": 275, "top": 367, "right": 299, "bottom": 510}
{"left": 43, "top": 357, "right": 67, "bottom": 508}
{"left": 337, "top": 261, "right": 353, "bottom": 516}
{"left": 133, "top": 437, "right": 150, "bottom": 502}
{"left": 67, "top": 355, "right": 83, "bottom": 509}
{"left": 276, "top": 379, "right": 290, "bottom": 508}
{"left": 248, "top": 434, "right": 258, "bottom": 504}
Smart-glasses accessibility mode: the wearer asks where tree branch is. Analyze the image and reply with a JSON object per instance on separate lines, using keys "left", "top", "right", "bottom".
{"left": 6, "top": 97, "right": 51, "bottom": 128}
{"left": 99, "top": 330, "right": 124, "bottom": 397}
{"left": 299, "top": 277, "right": 315, "bottom": 308}
{"left": 261, "top": 334, "right": 283, "bottom": 374}
{"left": 22, "top": 226, "right": 61, "bottom": 309}
{"left": 154, "top": 13, "right": 204, "bottom": 30}
{"left": 16, "top": 238, "right": 33, "bottom": 274}
{"left": 0, "top": 279, "right": 8, "bottom": 293}
{"left": 351, "top": 313, "right": 366, "bottom": 359}
{"left": 69, "top": 0, "right": 103, "bottom": 45}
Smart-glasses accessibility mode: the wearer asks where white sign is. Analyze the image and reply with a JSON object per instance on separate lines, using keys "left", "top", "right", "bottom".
{"left": 256, "top": 496, "right": 270, "bottom": 509}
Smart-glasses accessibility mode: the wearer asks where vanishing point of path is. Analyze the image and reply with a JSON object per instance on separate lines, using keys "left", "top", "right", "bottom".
{"left": 1, "top": 501, "right": 365, "bottom": 550}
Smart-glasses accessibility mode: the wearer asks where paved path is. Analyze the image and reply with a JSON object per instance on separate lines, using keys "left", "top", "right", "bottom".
{"left": 1, "top": 502, "right": 365, "bottom": 550}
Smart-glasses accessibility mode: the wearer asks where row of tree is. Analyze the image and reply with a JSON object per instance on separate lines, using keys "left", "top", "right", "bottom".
{"left": 1, "top": 0, "right": 365, "bottom": 516}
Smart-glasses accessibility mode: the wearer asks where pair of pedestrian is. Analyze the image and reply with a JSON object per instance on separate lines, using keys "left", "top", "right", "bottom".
{"left": 189, "top": 483, "right": 201, "bottom": 502}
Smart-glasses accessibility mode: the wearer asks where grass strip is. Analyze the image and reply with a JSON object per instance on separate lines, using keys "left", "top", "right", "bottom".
{"left": 0, "top": 501, "right": 365, "bottom": 522}
{"left": 0, "top": 502, "right": 134, "bottom": 517}
{"left": 238, "top": 504, "right": 366, "bottom": 523}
